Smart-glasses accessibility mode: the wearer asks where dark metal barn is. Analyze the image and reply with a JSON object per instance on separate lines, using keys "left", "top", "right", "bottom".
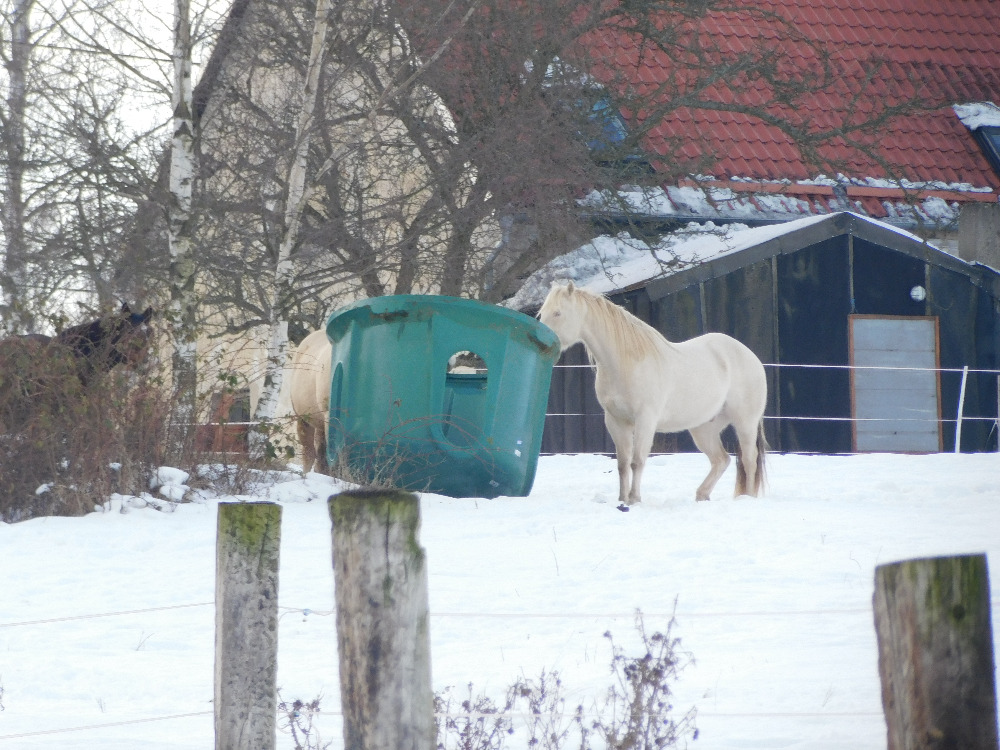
{"left": 539, "top": 212, "right": 1000, "bottom": 454}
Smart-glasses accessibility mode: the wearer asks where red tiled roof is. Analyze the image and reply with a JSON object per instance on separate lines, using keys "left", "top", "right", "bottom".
{"left": 582, "top": 0, "right": 1000, "bottom": 204}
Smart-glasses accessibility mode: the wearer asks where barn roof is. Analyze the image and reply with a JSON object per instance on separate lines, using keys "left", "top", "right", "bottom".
{"left": 509, "top": 212, "right": 1000, "bottom": 310}
{"left": 581, "top": 0, "right": 1000, "bottom": 228}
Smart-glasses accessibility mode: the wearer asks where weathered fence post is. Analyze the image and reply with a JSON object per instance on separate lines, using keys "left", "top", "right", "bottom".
{"left": 215, "top": 501, "right": 282, "bottom": 750}
{"left": 329, "top": 489, "right": 434, "bottom": 750}
{"left": 873, "top": 553, "right": 999, "bottom": 750}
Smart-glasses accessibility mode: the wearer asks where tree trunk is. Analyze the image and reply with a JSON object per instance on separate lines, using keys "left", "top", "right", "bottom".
{"left": 873, "top": 553, "right": 999, "bottom": 750}
{"left": 329, "top": 490, "right": 435, "bottom": 750}
{"left": 0, "top": 0, "right": 34, "bottom": 333}
{"left": 168, "top": 0, "right": 199, "bottom": 452}
{"left": 214, "top": 501, "right": 282, "bottom": 750}
{"left": 252, "top": 0, "right": 333, "bottom": 445}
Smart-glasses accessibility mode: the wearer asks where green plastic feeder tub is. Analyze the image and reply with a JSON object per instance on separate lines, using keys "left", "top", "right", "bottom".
{"left": 324, "top": 295, "right": 561, "bottom": 498}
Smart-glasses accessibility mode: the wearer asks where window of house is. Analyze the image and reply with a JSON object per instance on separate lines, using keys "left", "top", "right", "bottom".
{"left": 540, "top": 60, "right": 652, "bottom": 175}
{"left": 586, "top": 97, "right": 628, "bottom": 151}
{"left": 974, "top": 126, "right": 1000, "bottom": 177}
{"left": 210, "top": 388, "right": 251, "bottom": 423}
{"left": 583, "top": 95, "right": 653, "bottom": 176}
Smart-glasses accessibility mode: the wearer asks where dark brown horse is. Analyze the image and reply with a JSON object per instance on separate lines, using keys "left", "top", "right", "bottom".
{"left": 51, "top": 303, "right": 154, "bottom": 381}
{"left": 0, "top": 303, "right": 154, "bottom": 429}
{"left": 1, "top": 304, "right": 155, "bottom": 521}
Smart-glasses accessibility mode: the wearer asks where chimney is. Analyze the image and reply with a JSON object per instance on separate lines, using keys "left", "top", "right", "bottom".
{"left": 958, "top": 202, "right": 1000, "bottom": 269}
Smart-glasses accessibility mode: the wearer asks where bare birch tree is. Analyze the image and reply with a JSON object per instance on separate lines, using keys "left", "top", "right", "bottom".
{"left": 168, "top": 0, "right": 198, "bottom": 445}
{"left": 251, "top": 0, "right": 334, "bottom": 445}
{"left": 1, "top": 0, "right": 36, "bottom": 332}
{"left": 1, "top": 0, "right": 166, "bottom": 333}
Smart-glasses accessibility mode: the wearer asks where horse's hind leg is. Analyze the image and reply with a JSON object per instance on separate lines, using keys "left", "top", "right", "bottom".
{"left": 734, "top": 422, "right": 761, "bottom": 497}
{"left": 313, "top": 418, "right": 329, "bottom": 473}
{"left": 734, "top": 421, "right": 767, "bottom": 497}
{"left": 689, "top": 421, "right": 731, "bottom": 501}
{"left": 297, "top": 418, "right": 317, "bottom": 473}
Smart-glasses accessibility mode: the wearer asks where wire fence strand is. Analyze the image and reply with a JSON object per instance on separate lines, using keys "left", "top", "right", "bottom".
{"left": 547, "top": 361, "right": 1000, "bottom": 432}
{"left": 6, "top": 601, "right": 1000, "bottom": 631}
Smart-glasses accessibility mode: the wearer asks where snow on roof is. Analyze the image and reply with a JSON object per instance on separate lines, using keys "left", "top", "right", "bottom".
{"left": 508, "top": 212, "right": 929, "bottom": 310}
{"left": 579, "top": 185, "right": 820, "bottom": 221}
{"left": 954, "top": 102, "right": 1000, "bottom": 130}
{"left": 579, "top": 180, "right": 979, "bottom": 232}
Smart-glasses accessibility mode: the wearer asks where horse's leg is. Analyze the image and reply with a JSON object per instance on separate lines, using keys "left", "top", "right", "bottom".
{"left": 733, "top": 421, "right": 760, "bottom": 497}
{"left": 297, "top": 418, "right": 316, "bottom": 473}
{"left": 604, "top": 413, "right": 634, "bottom": 506}
{"left": 627, "top": 420, "right": 657, "bottom": 505}
{"left": 688, "top": 420, "right": 731, "bottom": 501}
{"left": 313, "top": 417, "right": 329, "bottom": 473}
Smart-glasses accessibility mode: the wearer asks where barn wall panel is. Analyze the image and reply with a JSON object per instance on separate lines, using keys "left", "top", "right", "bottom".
{"left": 930, "top": 264, "right": 999, "bottom": 451}
{"left": 973, "top": 290, "right": 1000, "bottom": 451}
{"left": 777, "top": 239, "right": 852, "bottom": 452}
{"left": 648, "top": 287, "right": 703, "bottom": 341}
{"left": 542, "top": 342, "right": 616, "bottom": 454}
{"left": 852, "top": 240, "right": 927, "bottom": 317}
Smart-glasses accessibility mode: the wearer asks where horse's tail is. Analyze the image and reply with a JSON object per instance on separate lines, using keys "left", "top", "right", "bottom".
{"left": 736, "top": 420, "right": 768, "bottom": 496}
{"left": 754, "top": 421, "right": 768, "bottom": 495}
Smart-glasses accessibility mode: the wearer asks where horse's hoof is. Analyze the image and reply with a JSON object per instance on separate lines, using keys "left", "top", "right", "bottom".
{"left": 616, "top": 503, "right": 630, "bottom": 513}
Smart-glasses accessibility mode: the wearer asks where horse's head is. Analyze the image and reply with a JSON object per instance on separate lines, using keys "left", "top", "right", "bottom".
{"left": 109, "top": 304, "right": 155, "bottom": 368}
{"left": 58, "top": 303, "right": 155, "bottom": 374}
{"left": 538, "top": 281, "right": 586, "bottom": 352}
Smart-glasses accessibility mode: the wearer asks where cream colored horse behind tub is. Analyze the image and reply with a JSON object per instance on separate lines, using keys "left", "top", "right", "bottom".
{"left": 288, "top": 328, "right": 332, "bottom": 473}
{"left": 539, "top": 281, "right": 767, "bottom": 508}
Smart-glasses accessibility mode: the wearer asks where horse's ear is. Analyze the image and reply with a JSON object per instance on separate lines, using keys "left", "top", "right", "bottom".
{"left": 141, "top": 306, "right": 153, "bottom": 321}
{"left": 120, "top": 302, "right": 131, "bottom": 313}
{"left": 565, "top": 280, "right": 575, "bottom": 293}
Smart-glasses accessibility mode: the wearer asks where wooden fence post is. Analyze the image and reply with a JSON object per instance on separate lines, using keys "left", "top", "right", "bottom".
{"left": 873, "top": 553, "right": 999, "bottom": 750}
{"left": 215, "top": 501, "right": 282, "bottom": 750}
{"left": 329, "top": 489, "right": 434, "bottom": 750}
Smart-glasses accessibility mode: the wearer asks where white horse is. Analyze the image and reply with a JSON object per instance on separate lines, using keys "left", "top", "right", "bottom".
{"left": 288, "top": 328, "right": 332, "bottom": 473}
{"left": 538, "top": 281, "right": 767, "bottom": 506}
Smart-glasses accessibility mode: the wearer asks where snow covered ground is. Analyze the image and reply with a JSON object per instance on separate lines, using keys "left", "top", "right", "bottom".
{"left": 1, "top": 451, "right": 998, "bottom": 749}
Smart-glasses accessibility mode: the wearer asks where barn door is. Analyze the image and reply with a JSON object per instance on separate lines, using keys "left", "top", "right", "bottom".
{"left": 850, "top": 315, "right": 942, "bottom": 453}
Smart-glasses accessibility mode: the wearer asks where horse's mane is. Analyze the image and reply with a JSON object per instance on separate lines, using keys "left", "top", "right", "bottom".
{"left": 573, "top": 287, "right": 667, "bottom": 364}
{"left": 57, "top": 318, "right": 107, "bottom": 356}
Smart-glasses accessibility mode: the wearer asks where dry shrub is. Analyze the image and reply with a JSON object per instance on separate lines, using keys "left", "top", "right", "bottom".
{"left": 0, "top": 338, "right": 172, "bottom": 522}
{"left": 277, "top": 693, "right": 333, "bottom": 750}
{"left": 436, "top": 612, "right": 697, "bottom": 750}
